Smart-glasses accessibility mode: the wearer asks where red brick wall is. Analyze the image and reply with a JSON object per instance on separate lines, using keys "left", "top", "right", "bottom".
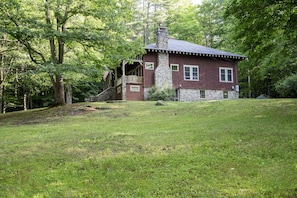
{"left": 126, "top": 84, "right": 144, "bottom": 101}
{"left": 143, "top": 52, "right": 157, "bottom": 88}
{"left": 116, "top": 85, "right": 122, "bottom": 100}
{"left": 143, "top": 52, "right": 239, "bottom": 91}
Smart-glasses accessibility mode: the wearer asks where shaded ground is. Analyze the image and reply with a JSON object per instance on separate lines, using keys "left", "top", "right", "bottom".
{"left": 0, "top": 104, "right": 112, "bottom": 126}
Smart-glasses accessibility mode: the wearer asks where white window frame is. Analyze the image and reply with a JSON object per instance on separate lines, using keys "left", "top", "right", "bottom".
{"left": 145, "top": 62, "right": 154, "bottom": 70}
{"left": 130, "top": 85, "right": 140, "bottom": 92}
{"left": 170, "top": 64, "right": 179, "bottom": 71}
{"left": 184, "top": 65, "right": 199, "bottom": 81}
{"left": 219, "top": 67, "right": 233, "bottom": 83}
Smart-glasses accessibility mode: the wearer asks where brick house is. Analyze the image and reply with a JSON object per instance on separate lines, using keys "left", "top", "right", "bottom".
{"left": 93, "top": 27, "right": 246, "bottom": 102}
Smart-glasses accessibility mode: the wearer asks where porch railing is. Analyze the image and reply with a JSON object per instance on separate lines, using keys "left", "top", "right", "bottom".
{"left": 117, "top": 75, "right": 143, "bottom": 86}
{"left": 133, "top": 55, "right": 143, "bottom": 62}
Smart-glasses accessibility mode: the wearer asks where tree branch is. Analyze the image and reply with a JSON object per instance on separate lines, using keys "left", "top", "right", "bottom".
{"left": 20, "top": 40, "right": 46, "bottom": 64}
{"left": 45, "top": 0, "right": 58, "bottom": 64}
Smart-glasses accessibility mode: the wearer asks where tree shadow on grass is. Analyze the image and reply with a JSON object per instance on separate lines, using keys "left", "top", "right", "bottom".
{"left": 0, "top": 105, "right": 113, "bottom": 126}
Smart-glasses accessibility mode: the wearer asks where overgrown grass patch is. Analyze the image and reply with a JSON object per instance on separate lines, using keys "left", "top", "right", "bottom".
{"left": 0, "top": 99, "right": 297, "bottom": 197}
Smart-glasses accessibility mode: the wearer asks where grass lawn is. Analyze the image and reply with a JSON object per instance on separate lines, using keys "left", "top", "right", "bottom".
{"left": 0, "top": 99, "right": 297, "bottom": 197}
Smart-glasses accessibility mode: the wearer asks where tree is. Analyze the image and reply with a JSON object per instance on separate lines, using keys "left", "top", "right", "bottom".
{"left": 166, "top": 0, "right": 233, "bottom": 47}
{"left": 0, "top": 0, "right": 142, "bottom": 106}
{"left": 275, "top": 74, "right": 297, "bottom": 97}
{"left": 0, "top": 34, "right": 27, "bottom": 113}
{"left": 0, "top": 33, "right": 51, "bottom": 113}
{"left": 226, "top": 0, "right": 297, "bottom": 97}
{"left": 136, "top": 0, "right": 179, "bottom": 45}
{"left": 167, "top": 4, "right": 203, "bottom": 44}
{"left": 197, "top": 0, "right": 226, "bottom": 47}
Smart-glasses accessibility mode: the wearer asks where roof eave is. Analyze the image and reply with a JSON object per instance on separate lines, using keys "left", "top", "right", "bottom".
{"left": 146, "top": 48, "right": 247, "bottom": 61}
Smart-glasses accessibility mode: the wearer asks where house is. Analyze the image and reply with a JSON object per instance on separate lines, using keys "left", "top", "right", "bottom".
{"left": 93, "top": 27, "right": 246, "bottom": 102}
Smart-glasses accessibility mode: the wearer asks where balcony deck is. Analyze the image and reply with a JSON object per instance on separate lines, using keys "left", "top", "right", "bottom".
{"left": 117, "top": 75, "right": 143, "bottom": 86}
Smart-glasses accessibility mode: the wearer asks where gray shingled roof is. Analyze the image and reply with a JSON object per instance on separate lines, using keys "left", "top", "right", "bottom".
{"left": 145, "top": 39, "right": 246, "bottom": 60}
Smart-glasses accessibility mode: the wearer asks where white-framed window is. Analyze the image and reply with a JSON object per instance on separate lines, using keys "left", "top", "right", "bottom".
{"left": 130, "top": 85, "right": 140, "bottom": 92}
{"left": 170, "top": 64, "right": 179, "bottom": 71}
{"left": 145, "top": 62, "right": 154, "bottom": 70}
{"left": 184, "top": 65, "right": 199, "bottom": 81}
{"left": 220, "top": 67, "right": 233, "bottom": 83}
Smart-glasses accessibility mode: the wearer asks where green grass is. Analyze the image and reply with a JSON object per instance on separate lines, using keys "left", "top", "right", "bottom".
{"left": 0, "top": 99, "right": 297, "bottom": 197}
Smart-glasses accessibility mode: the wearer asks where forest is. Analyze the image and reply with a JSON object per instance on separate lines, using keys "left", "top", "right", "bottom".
{"left": 0, "top": 0, "right": 296, "bottom": 113}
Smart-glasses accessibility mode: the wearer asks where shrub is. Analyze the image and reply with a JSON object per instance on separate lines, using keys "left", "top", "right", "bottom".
{"left": 147, "top": 86, "right": 175, "bottom": 101}
{"left": 275, "top": 74, "right": 297, "bottom": 97}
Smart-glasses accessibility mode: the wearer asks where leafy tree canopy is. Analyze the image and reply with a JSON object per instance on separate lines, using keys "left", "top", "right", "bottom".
{"left": 226, "top": 0, "right": 297, "bottom": 97}
{"left": 0, "top": 0, "right": 143, "bottom": 106}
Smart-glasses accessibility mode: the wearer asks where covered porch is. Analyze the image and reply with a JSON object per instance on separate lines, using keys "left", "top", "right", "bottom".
{"left": 115, "top": 56, "right": 144, "bottom": 100}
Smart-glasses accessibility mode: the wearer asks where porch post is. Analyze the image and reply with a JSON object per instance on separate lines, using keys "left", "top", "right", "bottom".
{"left": 122, "top": 60, "right": 127, "bottom": 100}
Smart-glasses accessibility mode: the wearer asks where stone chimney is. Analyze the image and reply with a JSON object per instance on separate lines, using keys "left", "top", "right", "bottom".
{"left": 156, "top": 27, "right": 168, "bottom": 49}
{"left": 155, "top": 27, "right": 172, "bottom": 89}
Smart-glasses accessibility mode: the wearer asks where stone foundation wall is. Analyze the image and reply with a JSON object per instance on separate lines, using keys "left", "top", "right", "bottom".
{"left": 229, "top": 90, "right": 239, "bottom": 99}
{"left": 144, "top": 87, "right": 238, "bottom": 101}
{"left": 144, "top": 88, "right": 150, "bottom": 100}
{"left": 179, "top": 89, "right": 238, "bottom": 101}
{"left": 179, "top": 89, "right": 200, "bottom": 101}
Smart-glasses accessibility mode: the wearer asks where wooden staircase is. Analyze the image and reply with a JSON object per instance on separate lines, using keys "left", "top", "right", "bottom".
{"left": 88, "top": 87, "right": 116, "bottom": 102}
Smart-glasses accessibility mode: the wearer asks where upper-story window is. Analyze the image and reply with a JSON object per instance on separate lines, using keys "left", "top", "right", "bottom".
{"left": 219, "top": 67, "right": 233, "bottom": 83}
{"left": 184, "top": 65, "right": 199, "bottom": 81}
{"left": 171, "top": 64, "right": 179, "bottom": 71}
{"left": 145, "top": 62, "right": 154, "bottom": 70}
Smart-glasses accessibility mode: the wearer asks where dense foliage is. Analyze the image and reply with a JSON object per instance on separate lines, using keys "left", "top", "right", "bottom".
{"left": 0, "top": 0, "right": 142, "bottom": 111}
{"left": 147, "top": 86, "right": 176, "bottom": 101}
{"left": 275, "top": 74, "right": 297, "bottom": 98}
{"left": 226, "top": 0, "right": 297, "bottom": 97}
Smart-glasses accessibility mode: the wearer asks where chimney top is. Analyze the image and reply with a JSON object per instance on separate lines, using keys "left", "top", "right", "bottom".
{"left": 156, "top": 27, "right": 168, "bottom": 49}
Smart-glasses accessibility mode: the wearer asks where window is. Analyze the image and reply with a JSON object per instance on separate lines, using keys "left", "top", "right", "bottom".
{"left": 223, "top": 90, "right": 228, "bottom": 98}
{"left": 130, "top": 85, "right": 140, "bottom": 92}
{"left": 220, "top": 67, "right": 233, "bottom": 82}
{"left": 200, "top": 90, "right": 205, "bottom": 98}
{"left": 171, "top": 64, "right": 179, "bottom": 71}
{"left": 184, "top": 65, "right": 199, "bottom": 81}
{"left": 145, "top": 62, "right": 154, "bottom": 70}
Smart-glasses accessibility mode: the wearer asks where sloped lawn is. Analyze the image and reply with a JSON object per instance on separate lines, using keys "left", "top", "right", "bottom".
{"left": 0, "top": 99, "right": 297, "bottom": 197}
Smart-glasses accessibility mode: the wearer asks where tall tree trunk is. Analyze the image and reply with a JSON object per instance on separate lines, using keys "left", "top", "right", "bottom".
{"left": 29, "top": 92, "right": 33, "bottom": 109}
{"left": 0, "top": 81, "right": 3, "bottom": 113}
{"left": 0, "top": 35, "right": 4, "bottom": 113}
{"left": 52, "top": 74, "right": 65, "bottom": 106}
{"left": 23, "top": 93, "right": 27, "bottom": 111}
{"left": 65, "top": 84, "right": 72, "bottom": 104}
{"left": 46, "top": 0, "right": 65, "bottom": 106}
{"left": 144, "top": 1, "right": 151, "bottom": 45}
{"left": 0, "top": 58, "right": 3, "bottom": 113}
